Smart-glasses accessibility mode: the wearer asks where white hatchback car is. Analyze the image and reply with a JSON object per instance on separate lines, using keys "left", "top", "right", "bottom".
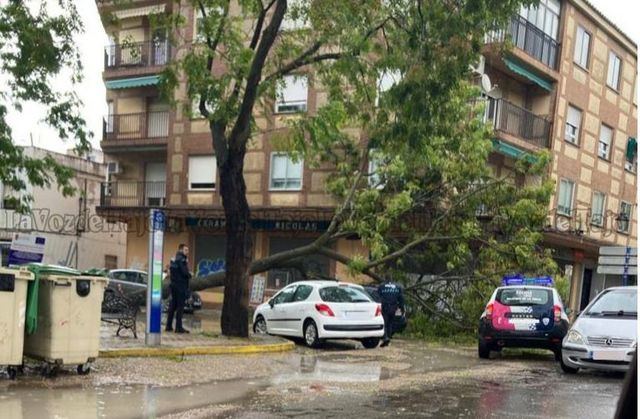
{"left": 252, "top": 280, "right": 384, "bottom": 348}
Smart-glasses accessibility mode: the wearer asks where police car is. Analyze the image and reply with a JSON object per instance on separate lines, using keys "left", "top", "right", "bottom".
{"left": 478, "top": 276, "right": 569, "bottom": 359}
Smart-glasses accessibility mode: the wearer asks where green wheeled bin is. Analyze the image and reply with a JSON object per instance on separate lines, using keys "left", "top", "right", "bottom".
{"left": 0, "top": 267, "right": 34, "bottom": 379}
{"left": 23, "top": 265, "right": 107, "bottom": 376}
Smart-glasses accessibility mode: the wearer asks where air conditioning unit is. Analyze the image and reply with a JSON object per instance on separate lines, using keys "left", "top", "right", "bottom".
{"left": 107, "top": 161, "right": 122, "bottom": 175}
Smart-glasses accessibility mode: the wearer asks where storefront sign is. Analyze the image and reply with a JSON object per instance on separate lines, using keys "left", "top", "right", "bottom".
{"left": 186, "top": 217, "right": 330, "bottom": 232}
{"left": 8, "top": 233, "right": 46, "bottom": 265}
{"left": 146, "top": 209, "right": 165, "bottom": 346}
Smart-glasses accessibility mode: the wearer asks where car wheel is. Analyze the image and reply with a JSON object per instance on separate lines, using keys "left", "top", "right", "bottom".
{"left": 559, "top": 355, "right": 579, "bottom": 374}
{"left": 253, "top": 316, "right": 268, "bottom": 334}
{"left": 303, "top": 320, "right": 322, "bottom": 348}
{"left": 478, "top": 339, "right": 491, "bottom": 359}
{"left": 361, "top": 338, "right": 380, "bottom": 349}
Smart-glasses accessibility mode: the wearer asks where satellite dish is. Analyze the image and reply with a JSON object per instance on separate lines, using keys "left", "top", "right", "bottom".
{"left": 481, "top": 73, "right": 492, "bottom": 92}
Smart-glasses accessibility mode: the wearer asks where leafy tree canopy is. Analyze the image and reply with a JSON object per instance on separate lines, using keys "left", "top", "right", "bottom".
{"left": 0, "top": 0, "right": 90, "bottom": 210}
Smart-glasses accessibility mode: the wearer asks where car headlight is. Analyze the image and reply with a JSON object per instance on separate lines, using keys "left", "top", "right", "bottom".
{"left": 566, "top": 330, "right": 586, "bottom": 345}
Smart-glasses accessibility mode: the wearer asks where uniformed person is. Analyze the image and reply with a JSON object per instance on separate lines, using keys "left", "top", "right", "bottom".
{"left": 166, "top": 243, "right": 192, "bottom": 333}
{"left": 377, "top": 280, "right": 405, "bottom": 347}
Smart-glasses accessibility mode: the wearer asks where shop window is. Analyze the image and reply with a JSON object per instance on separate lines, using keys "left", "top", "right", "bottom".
{"left": 267, "top": 237, "right": 329, "bottom": 289}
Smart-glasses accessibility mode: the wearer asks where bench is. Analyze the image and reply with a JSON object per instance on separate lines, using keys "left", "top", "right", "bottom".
{"left": 101, "top": 289, "right": 142, "bottom": 338}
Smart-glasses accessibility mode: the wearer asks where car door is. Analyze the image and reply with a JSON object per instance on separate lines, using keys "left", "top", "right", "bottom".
{"left": 267, "top": 285, "right": 297, "bottom": 335}
{"left": 284, "top": 285, "right": 314, "bottom": 337}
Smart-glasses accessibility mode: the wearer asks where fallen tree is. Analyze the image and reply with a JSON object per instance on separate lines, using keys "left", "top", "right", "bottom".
{"left": 153, "top": 0, "right": 556, "bottom": 337}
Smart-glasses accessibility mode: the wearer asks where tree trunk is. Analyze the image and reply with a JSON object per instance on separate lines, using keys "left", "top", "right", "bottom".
{"left": 219, "top": 147, "right": 253, "bottom": 337}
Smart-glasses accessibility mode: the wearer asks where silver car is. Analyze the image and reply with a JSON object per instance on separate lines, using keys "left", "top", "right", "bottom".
{"left": 561, "top": 286, "right": 637, "bottom": 373}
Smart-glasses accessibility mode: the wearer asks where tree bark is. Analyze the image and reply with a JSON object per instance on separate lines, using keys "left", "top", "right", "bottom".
{"left": 219, "top": 147, "right": 253, "bottom": 337}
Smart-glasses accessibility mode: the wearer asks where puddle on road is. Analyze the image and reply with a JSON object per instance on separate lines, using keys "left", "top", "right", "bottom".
{"left": 376, "top": 379, "right": 622, "bottom": 419}
{"left": 271, "top": 354, "right": 388, "bottom": 384}
{"left": 0, "top": 379, "right": 257, "bottom": 419}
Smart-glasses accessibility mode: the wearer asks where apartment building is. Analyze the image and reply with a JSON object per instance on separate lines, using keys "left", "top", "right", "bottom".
{"left": 96, "top": 1, "right": 636, "bottom": 309}
{"left": 484, "top": 0, "right": 637, "bottom": 314}
{"left": 96, "top": 0, "right": 365, "bottom": 290}
{"left": 0, "top": 147, "right": 127, "bottom": 270}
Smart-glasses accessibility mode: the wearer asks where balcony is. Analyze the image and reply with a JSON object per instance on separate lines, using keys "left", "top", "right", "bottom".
{"left": 102, "top": 111, "right": 169, "bottom": 151}
{"left": 104, "top": 40, "right": 170, "bottom": 74}
{"left": 485, "top": 98, "right": 551, "bottom": 149}
{"left": 100, "top": 181, "right": 166, "bottom": 208}
{"left": 487, "top": 15, "right": 559, "bottom": 70}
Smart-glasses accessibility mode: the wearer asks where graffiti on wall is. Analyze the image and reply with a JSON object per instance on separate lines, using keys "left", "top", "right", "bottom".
{"left": 197, "top": 258, "right": 226, "bottom": 277}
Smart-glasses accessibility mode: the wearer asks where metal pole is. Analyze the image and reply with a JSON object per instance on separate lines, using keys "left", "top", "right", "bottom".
{"left": 146, "top": 209, "right": 164, "bottom": 346}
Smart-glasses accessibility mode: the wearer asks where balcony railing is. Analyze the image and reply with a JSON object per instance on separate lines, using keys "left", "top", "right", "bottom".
{"left": 100, "top": 181, "right": 166, "bottom": 208}
{"left": 104, "top": 111, "right": 169, "bottom": 142}
{"left": 104, "top": 40, "right": 170, "bottom": 69}
{"left": 487, "top": 15, "right": 559, "bottom": 70}
{"left": 485, "top": 98, "right": 551, "bottom": 148}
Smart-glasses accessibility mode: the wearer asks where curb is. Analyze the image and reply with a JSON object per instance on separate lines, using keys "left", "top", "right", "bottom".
{"left": 98, "top": 340, "right": 295, "bottom": 358}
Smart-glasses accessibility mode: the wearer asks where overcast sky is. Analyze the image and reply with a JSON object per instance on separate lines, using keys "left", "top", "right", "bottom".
{"left": 5, "top": 0, "right": 639, "bottom": 155}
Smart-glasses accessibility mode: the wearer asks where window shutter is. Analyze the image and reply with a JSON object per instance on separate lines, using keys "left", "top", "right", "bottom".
{"left": 188, "top": 155, "right": 216, "bottom": 189}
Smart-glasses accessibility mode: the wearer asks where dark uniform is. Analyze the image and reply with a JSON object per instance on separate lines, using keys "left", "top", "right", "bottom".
{"left": 166, "top": 251, "right": 191, "bottom": 333}
{"left": 378, "top": 281, "right": 405, "bottom": 346}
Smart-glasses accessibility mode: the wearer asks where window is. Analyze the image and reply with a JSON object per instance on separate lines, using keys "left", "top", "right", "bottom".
{"left": 606, "top": 51, "right": 622, "bottom": 91}
{"left": 625, "top": 137, "right": 637, "bottom": 172}
{"left": 106, "top": 35, "right": 117, "bottom": 67}
{"left": 270, "top": 153, "right": 303, "bottom": 190}
{"left": 618, "top": 201, "right": 632, "bottom": 233}
{"left": 104, "top": 254, "right": 118, "bottom": 270}
{"left": 564, "top": 105, "right": 582, "bottom": 144}
{"left": 519, "top": 0, "right": 560, "bottom": 40}
{"left": 368, "top": 151, "right": 384, "bottom": 188}
{"left": 497, "top": 288, "right": 551, "bottom": 306}
{"left": 557, "top": 179, "right": 575, "bottom": 216}
{"left": 376, "top": 69, "right": 402, "bottom": 106}
{"left": 292, "top": 285, "right": 313, "bottom": 302}
{"left": 319, "top": 286, "right": 372, "bottom": 303}
{"left": 281, "top": 0, "right": 308, "bottom": 31}
{"left": 585, "top": 288, "right": 637, "bottom": 316}
{"left": 275, "top": 75, "right": 308, "bottom": 113}
{"left": 574, "top": 26, "right": 590, "bottom": 69}
{"left": 598, "top": 124, "right": 613, "bottom": 160}
{"left": 190, "top": 92, "right": 217, "bottom": 119}
{"left": 106, "top": 101, "right": 114, "bottom": 133}
{"left": 188, "top": 155, "right": 216, "bottom": 190}
{"left": 591, "top": 191, "right": 606, "bottom": 226}
{"left": 272, "top": 285, "right": 297, "bottom": 305}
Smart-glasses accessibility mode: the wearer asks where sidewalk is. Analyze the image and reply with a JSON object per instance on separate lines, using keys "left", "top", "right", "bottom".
{"left": 100, "top": 309, "right": 294, "bottom": 358}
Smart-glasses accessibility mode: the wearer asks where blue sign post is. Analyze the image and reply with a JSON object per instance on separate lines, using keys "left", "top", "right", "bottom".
{"left": 146, "top": 209, "right": 165, "bottom": 346}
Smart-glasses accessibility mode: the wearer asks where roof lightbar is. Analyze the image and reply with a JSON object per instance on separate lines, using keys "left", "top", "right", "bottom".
{"left": 502, "top": 274, "right": 554, "bottom": 287}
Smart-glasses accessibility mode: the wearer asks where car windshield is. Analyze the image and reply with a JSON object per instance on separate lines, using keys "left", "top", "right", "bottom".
{"left": 496, "top": 288, "right": 551, "bottom": 306}
{"left": 319, "top": 286, "right": 372, "bottom": 303}
{"left": 585, "top": 288, "right": 637, "bottom": 317}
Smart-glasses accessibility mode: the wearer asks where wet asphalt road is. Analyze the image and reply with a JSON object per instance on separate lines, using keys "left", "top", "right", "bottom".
{"left": 0, "top": 339, "right": 625, "bottom": 418}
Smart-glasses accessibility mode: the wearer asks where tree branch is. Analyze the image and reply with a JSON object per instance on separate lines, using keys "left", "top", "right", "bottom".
{"left": 262, "top": 17, "right": 391, "bottom": 83}
{"left": 228, "top": 0, "right": 287, "bottom": 152}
